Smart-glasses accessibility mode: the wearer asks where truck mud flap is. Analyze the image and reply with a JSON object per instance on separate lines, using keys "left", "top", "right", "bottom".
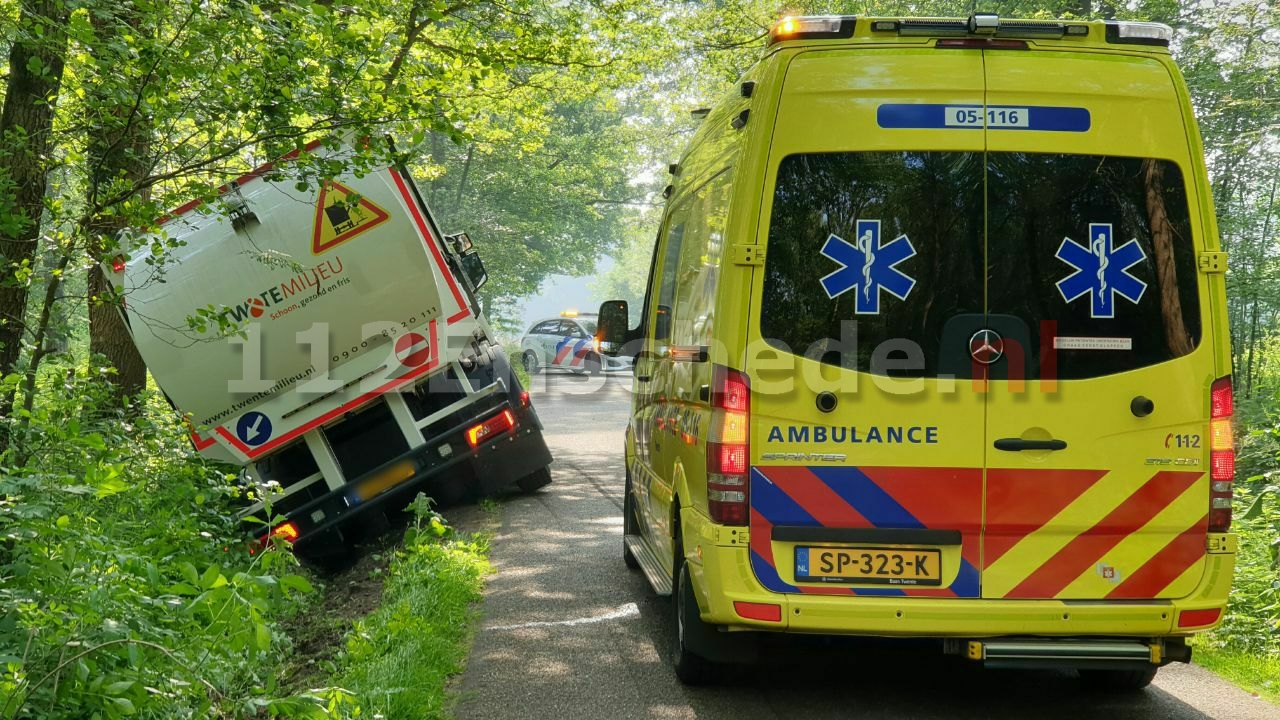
{"left": 472, "top": 425, "right": 553, "bottom": 496}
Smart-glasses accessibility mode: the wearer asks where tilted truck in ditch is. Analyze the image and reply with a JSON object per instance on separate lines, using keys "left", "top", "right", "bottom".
{"left": 107, "top": 140, "right": 552, "bottom": 562}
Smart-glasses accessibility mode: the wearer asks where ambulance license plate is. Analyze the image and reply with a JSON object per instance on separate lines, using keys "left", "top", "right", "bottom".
{"left": 795, "top": 546, "right": 942, "bottom": 586}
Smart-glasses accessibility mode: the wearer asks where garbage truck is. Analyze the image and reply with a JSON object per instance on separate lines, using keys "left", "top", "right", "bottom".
{"left": 107, "top": 139, "right": 552, "bottom": 562}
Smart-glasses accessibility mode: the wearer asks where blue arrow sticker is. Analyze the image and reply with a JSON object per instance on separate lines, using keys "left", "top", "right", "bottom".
{"left": 820, "top": 219, "right": 917, "bottom": 315}
{"left": 236, "top": 411, "right": 273, "bottom": 447}
{"left": 1055, "top": 223, "right": 1148, "bottom": 319}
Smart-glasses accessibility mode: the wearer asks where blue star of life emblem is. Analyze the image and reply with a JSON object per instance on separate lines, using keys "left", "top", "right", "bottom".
{"left": 1055, "top": 223, "right": 1147, "bottom": 319}
{"left": 819, "top": 219, "right": 917, "bottom": 315}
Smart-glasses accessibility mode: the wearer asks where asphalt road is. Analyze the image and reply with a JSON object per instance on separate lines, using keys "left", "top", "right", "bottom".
{"left": 455, "top": 371, "right": 1279, "bottom": 720}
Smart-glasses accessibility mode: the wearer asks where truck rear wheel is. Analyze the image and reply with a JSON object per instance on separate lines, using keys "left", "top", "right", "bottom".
{"left": 516, "top": 466, "right": 552, "bottom": 493}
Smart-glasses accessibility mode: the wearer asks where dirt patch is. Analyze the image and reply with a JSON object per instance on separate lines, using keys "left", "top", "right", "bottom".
{"left": 277, "top": 501, "right": 500, "bottom": 694}
{"left": 280, "top": 531, "right": 402, "bottom": 693}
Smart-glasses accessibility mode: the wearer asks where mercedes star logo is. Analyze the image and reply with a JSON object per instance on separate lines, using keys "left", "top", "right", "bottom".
{"left": 969, "top": 329, "right": 1005, "bottom": 365}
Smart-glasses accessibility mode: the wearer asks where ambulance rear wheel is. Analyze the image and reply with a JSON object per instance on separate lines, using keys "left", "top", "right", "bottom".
{"left": 673, "top": 560, "right": 717, "bottom": 685}
{"left": 1078, "top": 665, "right": 1158, "bottom": 691}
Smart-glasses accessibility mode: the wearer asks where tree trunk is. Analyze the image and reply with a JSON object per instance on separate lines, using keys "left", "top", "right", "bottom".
{"left": 1142, "top": 159, "right": 1194, "bottom": 358}
{"left": 0, "top": 0, "right": 70, "bottom": 439}
{"left": 85, "top": 1, "right": 152, "bottom": 403}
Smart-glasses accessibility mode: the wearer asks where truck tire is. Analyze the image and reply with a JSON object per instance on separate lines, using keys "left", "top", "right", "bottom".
{"left": 516, "top": 466, "right": 552, "bottom": 493}
{"left": 673, "top": 560, "right": 718, "bottom": 685}
{"left": 522, "top": 350, "right": 541, "bottom": 375}
{"left": 1078, "top": 666, "right": 1158, "bottom": 691}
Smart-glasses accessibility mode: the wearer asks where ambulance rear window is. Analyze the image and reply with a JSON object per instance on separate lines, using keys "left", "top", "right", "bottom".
{"left": 760, "top": 151, "right": 1201, "bottom": 379}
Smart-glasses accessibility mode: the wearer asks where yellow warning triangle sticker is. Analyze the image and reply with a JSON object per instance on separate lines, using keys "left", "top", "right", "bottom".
{"left": 312, "top": 180, "right": 391, "bottom": 254}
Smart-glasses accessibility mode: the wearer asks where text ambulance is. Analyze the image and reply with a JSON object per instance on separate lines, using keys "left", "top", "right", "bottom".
{"left": 597, "top": 15, "right": 1236, "bottom": 688}
{"left": 108, "top": 140, "right": 552, "bottom": 564}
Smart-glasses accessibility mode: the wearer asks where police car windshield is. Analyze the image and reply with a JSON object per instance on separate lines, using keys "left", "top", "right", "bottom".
{"left": 580, "top": 320, "right": 597, "bottom": 335}
{"left": 760, "top": 151, "right": 1201, "bottom": 379}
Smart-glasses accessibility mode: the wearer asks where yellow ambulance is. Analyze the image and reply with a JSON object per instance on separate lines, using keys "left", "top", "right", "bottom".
{"left": 597, "top": 13, "right": 1237, "bottom": 688}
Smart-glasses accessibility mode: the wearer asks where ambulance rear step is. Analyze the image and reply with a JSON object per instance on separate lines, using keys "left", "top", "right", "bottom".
{"left": 952, "top": 637, "right": 1190, "bottom": 670}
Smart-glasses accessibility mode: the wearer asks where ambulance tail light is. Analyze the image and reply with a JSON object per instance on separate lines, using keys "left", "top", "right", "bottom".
{"left": 707, "top": 366, "right": 750, "bottom": 526}
{"left": 1208, "top": 376, "right": 1234, "bottom": 533}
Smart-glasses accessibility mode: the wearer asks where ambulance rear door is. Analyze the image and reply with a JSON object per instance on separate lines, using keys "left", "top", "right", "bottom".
{"left": 979, "top": 48, "right": 1213, "bottom": 601}
{"left": 748, "top": 48, "right": 988, "bottom": 599}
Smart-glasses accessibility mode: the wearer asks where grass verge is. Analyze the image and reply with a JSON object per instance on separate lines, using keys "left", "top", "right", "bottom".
{"left": 329, "top": 498, "right": 491, "bottom": 719}
{"left": 1193, "top": 644, "right": 1280, "bottom": 705}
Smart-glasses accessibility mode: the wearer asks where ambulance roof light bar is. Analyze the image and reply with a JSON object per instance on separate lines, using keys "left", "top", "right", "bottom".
{"left": 768, "top": 15, "right": 856, "bottom": 44}
{"left": 870, "top": 15, "right": 1091, "bottom": 40}
{"left": 1105, "top": 21, "right": 1173, "bottom": 46}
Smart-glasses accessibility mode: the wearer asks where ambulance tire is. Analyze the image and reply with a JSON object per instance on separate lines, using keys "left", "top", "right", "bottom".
{"left": 623, "top": 472, "right": 639, "bottom": 570}
{"left": 516, "top": 466, "right": 552, "bottom": 493}
{"left": 1078, "top": 665, "right": 1158, "bottom": 691}
{"left": 522, "top": 351, "right": 541, "bottom": 375}
{"left": 673, "top": 560, "right": 718, "bottom": 685}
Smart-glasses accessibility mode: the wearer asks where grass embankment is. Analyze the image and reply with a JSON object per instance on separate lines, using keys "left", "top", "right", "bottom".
{"left": 328, "top": 498, "right": 491, "bottom": 719}
{"left": 1192, "top": 645, "right": 1280, "bottom": 704}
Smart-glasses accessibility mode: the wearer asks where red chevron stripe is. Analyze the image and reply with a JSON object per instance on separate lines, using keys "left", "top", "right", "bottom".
{"left": 984, "top": 469, "right": 1107, "bottom": 568}
{"left": 1106, "top": 516, "right": 1208, "bottom": 599}
{"left": 764, "top": 466, "right": 873, "bottom": 528}
{"left": 749, "top": 508, "right": 779, "bottom": 572}
{"left": 860, "top": 467, "right": 983, "bottom": 572}
{"left": 1004, "top": 471, "right": 1202, "bottom": 599}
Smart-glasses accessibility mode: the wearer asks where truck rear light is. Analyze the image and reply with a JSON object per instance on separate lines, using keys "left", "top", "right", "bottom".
{"left": 254, "top": 520, "right": 300, "bottom": 552}
{"left": 271, "top": 521, "right": 300, "bottom": 542}
{"left": 110, "top": 255, "right": 127, "bottom": 273}
{"left": 1208, "top": 376, "right": 1234, "bottom": 532}
{"left": 466, "top": 409, "right": 516, "bottom": 448}
{"left": 519, "top": 390, "right": 530, "bottom": 408}
{"left": 1177, "top": 607, "right": 1222, "bottom": 629}
{"left": 707, "top": 366, "right": 750, "bottom": 526}
{"left": 733, "top": 601, "right": 781, "bottom": 622}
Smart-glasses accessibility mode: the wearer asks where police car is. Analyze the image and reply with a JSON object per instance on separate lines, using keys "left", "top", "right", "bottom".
{"left": 596, "top": 14, "right": 1237, "bottom": 689}
{"left": 520, "top": 311, "right": 633, "bottom": 375}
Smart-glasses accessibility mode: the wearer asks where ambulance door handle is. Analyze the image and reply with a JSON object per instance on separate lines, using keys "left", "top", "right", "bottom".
{"left": 994, "top": 438, "right": 1067, "bottom": 452}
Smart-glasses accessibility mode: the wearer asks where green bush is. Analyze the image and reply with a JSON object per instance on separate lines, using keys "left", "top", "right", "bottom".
{"left": 0, "top": 367, "right": 325, "bottom": 718}
{"left": 1205, "top": 399, "right": 1280, "bottom": 659}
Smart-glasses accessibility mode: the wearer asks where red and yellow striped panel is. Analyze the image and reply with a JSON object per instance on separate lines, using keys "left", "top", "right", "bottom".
{"left": 982, "top": 469, "right": 1208, "bottom": 600}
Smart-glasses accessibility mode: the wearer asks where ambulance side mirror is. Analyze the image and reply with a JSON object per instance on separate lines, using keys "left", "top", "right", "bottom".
{"left": 459, "top": 249, "right": 487, "bottom": 291}
{"left": 596, "top": 300, "right": 629, "bottom": 356}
